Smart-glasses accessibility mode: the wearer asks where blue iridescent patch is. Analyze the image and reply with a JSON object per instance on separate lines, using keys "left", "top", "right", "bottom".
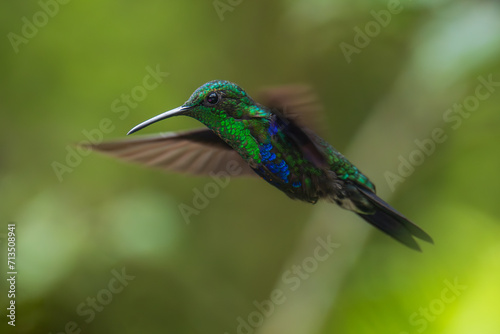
{"left": 267, "top": 163, "right": 279, "bottom": 173}
{"left": 268, "top": 120, "right": 280, "bottom": 136}
{"left": 261, "top": 151, "right": 271, "bottom": 162}
{"left": 261, "top": 143, "right": 272, "bottom": 151}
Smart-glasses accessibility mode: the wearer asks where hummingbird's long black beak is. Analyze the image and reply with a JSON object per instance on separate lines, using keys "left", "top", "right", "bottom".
{"left": 127, "top": 106, "right": 190, "bottom": 135}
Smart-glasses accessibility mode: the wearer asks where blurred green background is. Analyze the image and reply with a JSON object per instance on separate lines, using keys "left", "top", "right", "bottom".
{"left": 1, "top": 0, "right": 500, "bottom": 333}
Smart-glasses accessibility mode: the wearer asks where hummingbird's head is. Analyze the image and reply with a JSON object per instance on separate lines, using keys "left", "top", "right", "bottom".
{"left": 127, "top": 80, "right": 258, "bottom": 135}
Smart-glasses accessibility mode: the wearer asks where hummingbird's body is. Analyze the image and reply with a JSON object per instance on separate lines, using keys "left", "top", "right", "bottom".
{"left": 207, "top": 100, "right": 373, "bottom": 205}
{"left": 88, "top": 80, "right": 432, "bottom": 251}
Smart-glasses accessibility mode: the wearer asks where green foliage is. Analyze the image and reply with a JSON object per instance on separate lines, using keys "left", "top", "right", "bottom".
{"left": 1, "top": 0, "right": 499, "bottom": 333}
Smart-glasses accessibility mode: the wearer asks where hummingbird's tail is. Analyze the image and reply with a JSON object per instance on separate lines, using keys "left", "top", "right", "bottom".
{"left": 354, "top": 187, "right": 433, "bottom": 251}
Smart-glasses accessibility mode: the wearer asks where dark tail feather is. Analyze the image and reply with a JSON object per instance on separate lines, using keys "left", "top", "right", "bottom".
{"left": 356, "top": 187, "right": 433, "bottom": 251}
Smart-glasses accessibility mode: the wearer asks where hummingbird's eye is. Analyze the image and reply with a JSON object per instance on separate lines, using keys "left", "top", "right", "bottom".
{"left": 206, "top": 92, "right": 219, "bottom": 105}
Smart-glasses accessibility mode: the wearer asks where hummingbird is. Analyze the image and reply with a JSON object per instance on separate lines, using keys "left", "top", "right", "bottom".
{"left": 87, "top": 80, "right": 432, "bottom": 251}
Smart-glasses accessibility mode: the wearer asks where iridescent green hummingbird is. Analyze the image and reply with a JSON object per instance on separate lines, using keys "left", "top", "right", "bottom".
{"left": 88, "top": 80, "right": 432, "bottom": 251}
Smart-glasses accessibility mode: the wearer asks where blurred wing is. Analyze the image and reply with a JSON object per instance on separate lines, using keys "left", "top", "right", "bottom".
{"left": 258, "top": 85, "right": 330, "bottom": 168}
{"left": 83, "top": 129, "right": 256, "bottom": 176}
{"left": 257, "top": 84, "right": 325, "bottom": 133}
